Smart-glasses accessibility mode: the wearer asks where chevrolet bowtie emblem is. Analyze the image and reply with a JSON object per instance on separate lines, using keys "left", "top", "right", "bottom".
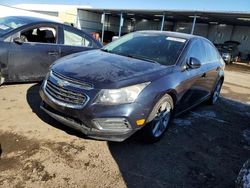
{"left": 57, "top": 80, "right": 69, "bottom": 88}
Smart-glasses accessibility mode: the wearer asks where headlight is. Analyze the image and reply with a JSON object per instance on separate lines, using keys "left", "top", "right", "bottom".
{"left": 96, "top": 82, "right": 150, "bottom": 104}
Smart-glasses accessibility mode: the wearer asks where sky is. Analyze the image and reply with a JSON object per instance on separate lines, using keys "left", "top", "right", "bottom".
{"left": 1, "top": 0, "right": 250, "bottom": 12}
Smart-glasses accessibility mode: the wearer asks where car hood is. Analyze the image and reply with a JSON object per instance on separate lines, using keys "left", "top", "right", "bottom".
{"left": 52, "top": 50, "right": 169, "bottom": 89}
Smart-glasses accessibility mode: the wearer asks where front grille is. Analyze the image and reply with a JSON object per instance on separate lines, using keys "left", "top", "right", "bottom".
{"left": 52, "top": 71, "right": 93, "bottom": 90}
{"left": 44, "top": 72, "right": 88, "bottom": 108}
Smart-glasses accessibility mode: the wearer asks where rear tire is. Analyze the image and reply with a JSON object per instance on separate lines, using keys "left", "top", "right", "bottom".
{"left": 208, "top": 80, "right": 223, "bottom": 105}
{"left": 142, "top": 94, "right": 173, "bottom": 143}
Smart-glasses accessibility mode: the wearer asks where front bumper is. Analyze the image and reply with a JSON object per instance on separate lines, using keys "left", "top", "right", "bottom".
{"left": 39, "top": 83, "right": 151, "bottom": 142}
{"left": 40, "top": 102, "right": 137, "bottom": 141}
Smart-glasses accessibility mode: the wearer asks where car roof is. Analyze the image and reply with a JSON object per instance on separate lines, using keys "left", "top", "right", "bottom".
{"left": 136, "top": 30, "right": 203, "bottom": 40}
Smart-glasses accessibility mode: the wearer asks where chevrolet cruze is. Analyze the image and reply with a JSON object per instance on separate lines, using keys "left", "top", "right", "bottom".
{"left": 40, "top": 31, "right": 225, "bottom": 143}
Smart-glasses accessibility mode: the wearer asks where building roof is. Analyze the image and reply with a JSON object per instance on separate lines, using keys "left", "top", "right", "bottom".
{"left": 0, "top": 5, "right": 60, "bottom": 22}
{"left": 9, "top": 4, "right": 250, "bottom": 26}
{"left": 14, "top": 4, "right": 92, "bottom": 13}
{"left": 84, "top": 8, "right": 250, "bottom": 26}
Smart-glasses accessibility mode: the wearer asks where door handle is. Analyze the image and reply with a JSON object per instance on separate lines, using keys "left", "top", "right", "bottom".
{"left": 48, "top": 51, "right": 59, "bottom": 56}
{"left": 202, "top": 73, "right": 207, "bottom": 78}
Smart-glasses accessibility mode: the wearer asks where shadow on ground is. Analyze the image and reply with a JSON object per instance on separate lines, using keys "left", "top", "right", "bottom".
{"left": 108, "top": 98, "right": 250, "bottom": 188}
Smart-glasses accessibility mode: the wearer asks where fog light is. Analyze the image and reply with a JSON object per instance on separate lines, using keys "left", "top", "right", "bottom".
{"left": 92, "top": 118, "right": 131, "bottom": 132}
{"left": 136, "top": 119, "right": 145, "bottom": 126}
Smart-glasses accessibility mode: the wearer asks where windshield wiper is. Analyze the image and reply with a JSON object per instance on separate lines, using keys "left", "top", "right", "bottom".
{"left": 124, "top": 54, "right": 160, "bottom": 65}
{"left": 100, "top": 48, "right": 111, "bottom": 53}
{"left": 101, "top": 50, "right": 160, "bottom": 65}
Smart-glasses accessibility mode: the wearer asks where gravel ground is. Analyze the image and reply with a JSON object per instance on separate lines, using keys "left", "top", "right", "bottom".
{"left": 0, "top": 63, "right": 250, "bottom": 188}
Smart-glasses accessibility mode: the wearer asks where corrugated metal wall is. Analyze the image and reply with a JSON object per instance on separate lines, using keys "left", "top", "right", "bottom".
{"left": 207, "top": 25, "right": 233, "bottom": 43}
{"left": 77, "top": 10, "right": 102, "bottom": 32}
{"left": 231, "top": 26, "right": 250, "bottom": 53}
{"left": 77, "top": 10, "right": 132, "bottom": 34}
{"left": 174, "top": 22, "right": 209, "bottom": 37}
{"left": 174, "top": 22, "right": 250, "bottom": 53}
{"left": 135, "top": 20, "right": 160, "bottom": 30}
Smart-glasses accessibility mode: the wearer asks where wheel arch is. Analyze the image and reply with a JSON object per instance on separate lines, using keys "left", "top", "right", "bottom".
{"left": 146, "top": 89, "right": 177, "bottom": 123}
{"left": 166, "top": 89, "right": 178, "bottom": 107}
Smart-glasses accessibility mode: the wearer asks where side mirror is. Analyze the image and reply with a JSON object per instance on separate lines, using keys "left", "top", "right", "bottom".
{"left": 112, "top": 36, "right": 119, "bottom": 42}
{"left": 187, "top": 57, "right": 201, "bottom": 69}
{"left": 13, "top": 36, "right": 26, "bottom": 45}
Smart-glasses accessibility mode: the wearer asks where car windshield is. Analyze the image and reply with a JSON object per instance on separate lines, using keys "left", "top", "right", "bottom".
{"left": 102, "top": 32, "right": 187, "bottom": 66}
{"left": 0, "top": 17, "right": 30, "bottom": 37}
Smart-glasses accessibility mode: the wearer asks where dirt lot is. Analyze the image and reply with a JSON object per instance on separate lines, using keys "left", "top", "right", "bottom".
{"left": 0, "top": 63, "right": 250, "bottom": 188}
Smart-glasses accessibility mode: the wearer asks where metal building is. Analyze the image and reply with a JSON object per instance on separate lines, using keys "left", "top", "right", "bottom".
{"left": 13, "top": 5, "right": 250, "bottom": 60}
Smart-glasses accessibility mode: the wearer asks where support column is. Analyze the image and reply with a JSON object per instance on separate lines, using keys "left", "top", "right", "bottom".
{"left": 76, "top": 9, "right": 81, "bottom": 29}
{"left": 132, "top": 18, "right": 136, "bottom": 32}
{"left": 119, "top": 13, "right": 123, "bottom": 37}
{"left": 101, "top": 13, "right": 105, "bottom": 43}
{"left": 191, "top": 15, "right": 197, "bottom": 35}
{"left": 160, "top": 14, "right": 165, "bottom": 31}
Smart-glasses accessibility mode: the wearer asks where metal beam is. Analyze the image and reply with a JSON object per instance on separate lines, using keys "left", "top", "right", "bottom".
{"left": 160, "top": 14, "right": 165, "bottom": 31}
{"left": 119, "top": 13, "right": 123, "bottom": 37}
{"left": 131, "top": 18, "right": 136, "bottom": 32}
{"left": 191, "top": 15, "right": 197, "bottom": 35}
{"left": 76, "top": 9, "right": 81, "bottom": 29}
{"left": 101, "top": 13, "right": 105, "bottom": 43}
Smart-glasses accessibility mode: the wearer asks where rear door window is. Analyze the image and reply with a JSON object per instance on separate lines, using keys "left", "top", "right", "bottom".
{"left": 63, "top": 28, "right": 92, "bottom": 47}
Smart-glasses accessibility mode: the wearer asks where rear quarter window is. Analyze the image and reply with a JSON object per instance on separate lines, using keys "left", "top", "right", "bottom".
{"left": 203, "top": 41, "right": 219, "bottom": 63}
{"left": 187, "top": 40, "right": 206, "bottom": 64}
{"left": 63, "top": 28, "right": 92, "bottom": 47}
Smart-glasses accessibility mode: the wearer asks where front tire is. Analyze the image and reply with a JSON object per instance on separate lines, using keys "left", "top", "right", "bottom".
{"left": 142, "top": 94, "right": 173, "bottom": 143}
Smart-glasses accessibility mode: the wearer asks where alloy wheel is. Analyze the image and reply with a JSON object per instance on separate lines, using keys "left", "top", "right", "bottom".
{"left": 152, "top": 101, "right": 171, "bottom": 138}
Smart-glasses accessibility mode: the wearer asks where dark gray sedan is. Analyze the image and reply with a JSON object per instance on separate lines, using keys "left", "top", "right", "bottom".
{"left": 40, "top": 31, "right": 225, "bottom": 143}
{"left": 0, "top": 16, "right": 102, "bottom": 85}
